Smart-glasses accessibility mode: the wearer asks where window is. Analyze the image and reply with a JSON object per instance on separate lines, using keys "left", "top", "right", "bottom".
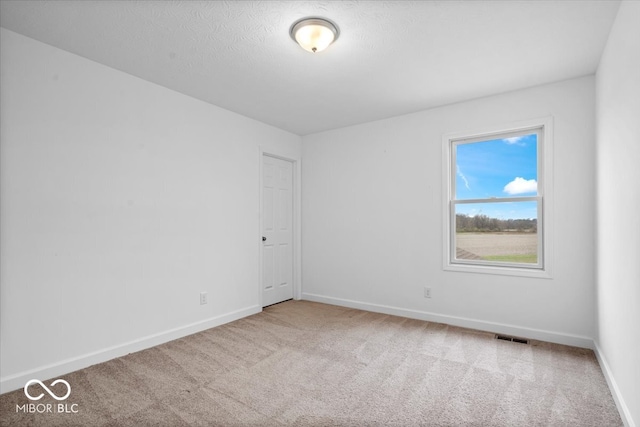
{"left": 442, "top": 118, "right": 553, "bottom": 278}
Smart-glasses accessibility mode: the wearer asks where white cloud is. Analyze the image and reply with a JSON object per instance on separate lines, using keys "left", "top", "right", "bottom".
{"left": 456, "top": 166, "right": 470, "bottom": 190}
{"left": 503, "top": 177, "right": 537, "bottom": 195}
{"left": 504, "top": 136, "right": 525, "bottom": 145}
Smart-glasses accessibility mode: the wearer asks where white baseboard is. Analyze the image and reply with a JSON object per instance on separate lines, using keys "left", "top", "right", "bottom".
{"left": 593, "top": 341, "right": 636, "bottom": 427}
{"left": 302, "top": 293, "right": 594, "bottom": 349}
{"left": 0, "top": 305, "right": 261, "bottom": 395}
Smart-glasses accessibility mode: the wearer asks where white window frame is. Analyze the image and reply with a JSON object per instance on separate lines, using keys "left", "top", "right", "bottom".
{"left": 442, "top": 117, "right": 553, "bottom": 278}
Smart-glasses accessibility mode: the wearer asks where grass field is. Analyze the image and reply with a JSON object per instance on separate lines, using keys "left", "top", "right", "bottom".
{"left": 456, "top": 232, "right": 537, "bottom": 263}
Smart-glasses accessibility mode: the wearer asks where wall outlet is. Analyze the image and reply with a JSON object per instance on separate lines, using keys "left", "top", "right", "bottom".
{"left": 424, "top": 287, "right": 432, "bottom": 299}
{"left": 200, "top": 292, "right": 208, "bottom": 305}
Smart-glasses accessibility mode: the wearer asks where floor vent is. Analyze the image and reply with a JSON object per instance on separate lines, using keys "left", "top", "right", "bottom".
{"left": 495, "top": 334, "right": 529, "bottom": 345}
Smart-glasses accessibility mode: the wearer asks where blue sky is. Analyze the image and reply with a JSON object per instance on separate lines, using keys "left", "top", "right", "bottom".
{"left": 455, "top": 134, "right": 538, "bottom": 220}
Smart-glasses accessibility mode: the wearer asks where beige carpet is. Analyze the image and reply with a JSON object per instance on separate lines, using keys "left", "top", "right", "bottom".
{"left": 0, "top": 300, "right": 623, "bottom": 426}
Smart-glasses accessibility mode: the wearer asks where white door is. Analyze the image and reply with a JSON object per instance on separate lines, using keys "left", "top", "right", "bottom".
{"left": 262, "top": 155, "right": 294, "bottom": 307}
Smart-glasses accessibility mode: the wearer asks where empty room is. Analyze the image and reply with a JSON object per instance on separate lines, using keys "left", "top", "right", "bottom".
{"left": 0, "top": 1, "right": 638, "bottom": 426}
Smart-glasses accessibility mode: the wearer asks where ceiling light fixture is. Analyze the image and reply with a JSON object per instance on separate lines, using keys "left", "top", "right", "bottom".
{"left": 290, "top": 17, "right": 339, "bottom": 53}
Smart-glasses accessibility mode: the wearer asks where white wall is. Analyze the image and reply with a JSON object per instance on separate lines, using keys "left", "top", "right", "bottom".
{"left": 302, "top": 76, "right": 596, "bottom": 346}
{"left": 0, "top": 28, "right": 301, "bottom": 392}
{"left": 595, "top": 1, "right": 640, "bottom": 426}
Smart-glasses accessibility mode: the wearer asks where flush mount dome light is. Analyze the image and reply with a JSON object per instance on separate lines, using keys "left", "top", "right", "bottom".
{"left": 290, "top": 17, "right": 339, "bottom": 53}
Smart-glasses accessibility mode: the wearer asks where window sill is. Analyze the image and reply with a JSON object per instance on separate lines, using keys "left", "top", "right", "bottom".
{"left": 444, "top": 262, "right": 552, "bottom": 279}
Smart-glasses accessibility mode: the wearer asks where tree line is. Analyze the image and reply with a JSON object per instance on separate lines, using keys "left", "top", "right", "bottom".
{"left": 456, "top": 214, "right": 537, "bottom": 233}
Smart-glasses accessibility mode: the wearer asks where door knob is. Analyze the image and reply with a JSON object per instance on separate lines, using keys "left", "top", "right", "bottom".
{"left": 262, "top": 236, "right": 266, "bottom": 242}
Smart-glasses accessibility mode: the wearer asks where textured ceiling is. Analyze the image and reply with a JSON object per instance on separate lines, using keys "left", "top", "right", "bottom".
{"left": 0, "top": 0, "right": 621, "bottom": 135}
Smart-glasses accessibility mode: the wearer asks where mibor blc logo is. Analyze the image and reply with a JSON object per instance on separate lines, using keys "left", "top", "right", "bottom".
{"left": 16, "top": 379, "right": 79, "bottom": 414}
{"left": 24, "top": 379, "right": 71, "bottom": 401}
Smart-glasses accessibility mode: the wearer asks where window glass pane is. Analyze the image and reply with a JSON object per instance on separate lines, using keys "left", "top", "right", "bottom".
{"left": 455, "top": 134, "right": 538, "bottom": 200}
{"left": 455, "top": 201, "right": 538, "bottom": 264}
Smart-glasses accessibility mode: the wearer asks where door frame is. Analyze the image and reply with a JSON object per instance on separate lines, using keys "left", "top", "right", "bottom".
{"left": 258, "top": 148, "right": 302, "bottom": 308}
